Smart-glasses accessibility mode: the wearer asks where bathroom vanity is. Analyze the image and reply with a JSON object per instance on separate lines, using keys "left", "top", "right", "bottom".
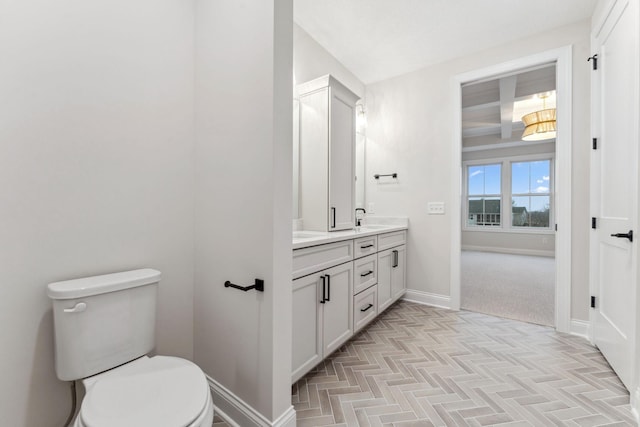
{"left": 291, "top": 224, "right": 407, "bottom": 383}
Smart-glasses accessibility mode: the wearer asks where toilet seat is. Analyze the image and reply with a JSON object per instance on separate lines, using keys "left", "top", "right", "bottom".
{"left": 77, "top": 356, "right": 212, "bottom": 427}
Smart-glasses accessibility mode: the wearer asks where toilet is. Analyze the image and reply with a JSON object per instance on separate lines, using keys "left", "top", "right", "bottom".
{"left": 47, "top": 269, "right": 214, "bottom": 427}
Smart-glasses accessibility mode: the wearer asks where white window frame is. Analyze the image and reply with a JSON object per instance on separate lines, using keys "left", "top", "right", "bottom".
{"left": 464, "top": 163, "right": 503, "bottom": 228}
{"left": 463, "top": 153, "right": 555, "bottom": 234}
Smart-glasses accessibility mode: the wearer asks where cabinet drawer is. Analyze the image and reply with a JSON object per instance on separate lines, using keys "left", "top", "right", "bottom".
{"left": 377, "top": 230, "right": 407, "bottom": 251}
{"left": 353, "top": 254, "right": 377, "bottom": 295}
{"left": 293, "top": 240, "right": 353, "bottom": 279}
{"left": 354, "top": 235, "right": 377, "bottom": 259}
{"left": 354, "top": 285, "right": 377, "bottom": 332}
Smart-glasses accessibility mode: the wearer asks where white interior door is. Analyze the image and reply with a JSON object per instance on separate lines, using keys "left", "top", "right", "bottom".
{"left": 591, "top": 0, "right": 638, "bottom": 391}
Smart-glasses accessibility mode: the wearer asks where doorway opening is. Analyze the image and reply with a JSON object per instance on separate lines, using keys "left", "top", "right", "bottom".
{"left": 450, "top": 47, "right": 573, "bottom": 332}
{"left": 460, "top": 64, "right": 556, "bottom": 326}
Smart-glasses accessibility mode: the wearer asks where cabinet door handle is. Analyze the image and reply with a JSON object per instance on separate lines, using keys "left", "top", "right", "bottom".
{"left": 392, "top": 250, "right": 398, "bottom": 268}
{"left": 331, "top": 207, "right": 336, "bottom": 228}
{"left": 360, "top": 270, "right": 373, "bottom": 277}
{"left": 326, "top": 274, "right": 331, "bottom": 302}
{"left": 360, "top": 303, "right": 373, "bottom": 312}
{"left": 360, "top": 244, "right": 374, "bottom": 249}
{"left": 320, "top": 275, "right": 326, "bottom": 303}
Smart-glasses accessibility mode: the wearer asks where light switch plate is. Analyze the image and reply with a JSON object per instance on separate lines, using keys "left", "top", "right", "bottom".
{"left": 428, "top": 202, "right": 445, "bottom": 215}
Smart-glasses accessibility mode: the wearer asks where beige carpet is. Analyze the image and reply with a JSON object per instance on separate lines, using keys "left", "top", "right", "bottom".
{"left": 461, "top": 250, "right": 555, "bottom": 326}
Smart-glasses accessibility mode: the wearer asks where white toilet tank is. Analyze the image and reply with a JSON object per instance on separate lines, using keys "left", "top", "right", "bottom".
{"left": 47, "top": 269, "right": 161, "bottom": 381}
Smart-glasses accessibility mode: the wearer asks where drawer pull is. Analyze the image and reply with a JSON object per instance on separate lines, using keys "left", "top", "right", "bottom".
{"left": 360, "top": 244, "right": 374, "bottom": 249}
{"left": 360, "top": 303, "right": 374, "bottom": 312}
{"left": 360, "top": 270, "right": 373, "bottom": 277}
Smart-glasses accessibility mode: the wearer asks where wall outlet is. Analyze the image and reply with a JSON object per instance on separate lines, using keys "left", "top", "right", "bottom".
{"left": 428, "top": 202, "right": 445, "bottom": 215}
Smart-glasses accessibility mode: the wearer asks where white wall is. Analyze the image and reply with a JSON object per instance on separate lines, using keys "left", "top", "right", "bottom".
{"left": 0, "top": 1, "right": 196, "bottom": 425}
{"left": 194, "top": 0, "right": 293, "bottom": 423}
{"left": 365, "top": 20, "right": 592, "bottom": 320}
{"left": 294, "top": 24, "right": 365, "bottom": 98}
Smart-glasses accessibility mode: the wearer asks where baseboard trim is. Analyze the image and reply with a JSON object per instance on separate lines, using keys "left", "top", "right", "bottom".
{"left": 403, "top": 289, "right": 451, "bottom": 309}
{"left": 462, "top": 245, "right": 554, "bottom": 258}
{"left": 207, "top": 375, "right": 296, "bottom": 427}
{"left": 569, "top": 319, "right": 590, "bottom": 340}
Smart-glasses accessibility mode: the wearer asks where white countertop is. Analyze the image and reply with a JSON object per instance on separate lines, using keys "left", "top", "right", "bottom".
{"left": 292, "top": 224, "right": 408, "bottom": 250}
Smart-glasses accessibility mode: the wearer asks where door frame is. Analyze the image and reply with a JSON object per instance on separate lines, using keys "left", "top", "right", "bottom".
{"left": 450, "top": 46, "right": 573, "bottom": 333}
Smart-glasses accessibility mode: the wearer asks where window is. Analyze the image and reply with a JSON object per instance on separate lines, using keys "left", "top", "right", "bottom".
{"left": 464, "top": 156, "right": 553, "bottom": 232}
{"left": 511, "top": 160, "right": 551, "bottom": 228}
{"left": 467, "top": 164, "right": 501, "bottom": 227}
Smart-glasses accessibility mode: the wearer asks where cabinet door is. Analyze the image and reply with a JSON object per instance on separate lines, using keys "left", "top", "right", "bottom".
{"left": 299, "top": 88, "right": 330, "bottom": 232}
{"left": 292, "top": 273, "right": 322, "bottom": 383}
{"left": 322, "top": 262, "right": 354, "bottom": 356}
{"left": 328, "top": 87, "right": 355, "bottom": 231}
{"left": 391, "top": 245, "right": 406, "bottom": 300}
{"left": 377, "top": 249, "right": 393, "bottom": 312}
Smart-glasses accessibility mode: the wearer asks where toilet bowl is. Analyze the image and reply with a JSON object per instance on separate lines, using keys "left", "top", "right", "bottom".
{"left": 47, "top": 269, "right": 214, "bottom": 427}
{"left": 73, "top": 356, "right": 214, "bottom": 427}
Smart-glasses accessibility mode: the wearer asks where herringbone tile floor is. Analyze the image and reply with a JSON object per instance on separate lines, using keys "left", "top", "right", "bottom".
{"left": 292, "top": 301, "right": 635, "bottom": 427}
{"left": 213, "top": 301, "right": 635, "bottom": 426}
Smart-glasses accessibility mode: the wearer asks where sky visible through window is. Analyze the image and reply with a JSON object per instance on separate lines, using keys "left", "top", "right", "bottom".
{"left": 469, "top": 161, "right": 549, "bottom": 201}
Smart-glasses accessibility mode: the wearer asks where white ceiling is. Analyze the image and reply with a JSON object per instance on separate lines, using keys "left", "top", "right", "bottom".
{"left": 462, "top": 65, "right": 556, "bottom": 144}
{"left": 294, "top": 0, "right": 598, "bottom": 84}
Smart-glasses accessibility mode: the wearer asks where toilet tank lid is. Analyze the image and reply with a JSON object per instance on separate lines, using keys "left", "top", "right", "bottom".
{"left": 47, "top": 269, "right": 161, "bottom": 300}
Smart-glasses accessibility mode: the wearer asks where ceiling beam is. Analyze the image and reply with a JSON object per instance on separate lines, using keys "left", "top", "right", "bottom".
{"left": 461, "top": 100, "right": 500, "bottom": 112}
{"left": 499, "top": 75, "right": 517, "bottom": 140}
{"left": 463, "top": 121, "right": 524, "bottom": 138}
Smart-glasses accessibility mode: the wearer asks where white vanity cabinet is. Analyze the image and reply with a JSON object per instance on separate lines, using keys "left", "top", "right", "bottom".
{"left": 298, "top": 75, "right": 359, "bottom": 232}
{"left": 292, "top": 244, "right": 354, "bottom": 383}
{"left": 292, "top": 227, "right": 407, "bottom": 383}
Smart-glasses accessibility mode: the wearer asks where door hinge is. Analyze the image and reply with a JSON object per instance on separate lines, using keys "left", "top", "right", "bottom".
{"left": 591, "top": 296, "right": 596, "bottom": 308}
{"left": 588, "top": 54, "right": 598, "bottom": 70}
{"left": 592, "top": 217, "right": 597, "bottom": 229}
{"left": 592, "top": 138, "right": 598, "bottom": 150}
